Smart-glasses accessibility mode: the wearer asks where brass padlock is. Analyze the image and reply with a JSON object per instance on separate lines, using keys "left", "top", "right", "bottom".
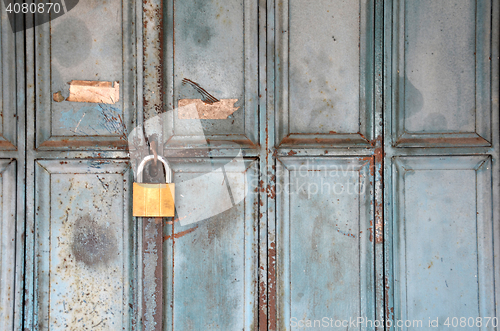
{"left": 133, "top": 155, "right": 175, "bottom": 217}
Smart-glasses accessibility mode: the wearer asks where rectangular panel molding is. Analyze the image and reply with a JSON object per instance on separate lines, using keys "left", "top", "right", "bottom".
{"left": 393, "top": 0, "right": 493, "bottom": 147}
{"left": 163, "top": 158, "right": 259, "bottom": 330}
{"left": 0, "top": 9, "right": 18, "bottom": 150}
{"left": 0, "top": 160, "right": 17, "bottom": 331}
{"left": 34, "top": 0, "right": 136, "bottom": 150}
{"left": 391, "top": 156, "right": 495, "bottom": 327}
{"left": 33, "top": 160, "right": 133, "bottom": 330}
{"left": 164, "top": 0, "right": 259, "bottom": 150}
{"left": 276, "top": 157, "right": 374, "bottom": 330}
{"left": 276, "top": 0, "right": 375, "bottom": 148}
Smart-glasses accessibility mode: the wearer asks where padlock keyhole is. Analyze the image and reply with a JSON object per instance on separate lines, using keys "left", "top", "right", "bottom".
{"left": 148, "top": 162, "right": 158, "bottom": 177}
{"left": 145, "top": 162, "right": 166, "bottom": 183}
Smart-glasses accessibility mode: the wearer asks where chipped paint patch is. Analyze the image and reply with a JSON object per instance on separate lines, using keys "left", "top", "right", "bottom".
{"left": 66, "top": 80, "right": 120, "bottom": 104}
{"left": 178, "top": 98, "right": 239, "bottom": 119}
{"left": 53, "top": 91, "right": 65, "bottom": 102}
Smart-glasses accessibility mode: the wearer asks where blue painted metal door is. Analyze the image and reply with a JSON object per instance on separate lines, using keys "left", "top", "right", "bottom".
{"left": 384, "top": 1, "right": 499, "bottom": 329}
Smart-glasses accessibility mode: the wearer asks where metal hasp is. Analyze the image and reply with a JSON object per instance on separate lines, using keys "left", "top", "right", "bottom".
{"left": 133, "top": 155, "right": 175, "bottom": 217}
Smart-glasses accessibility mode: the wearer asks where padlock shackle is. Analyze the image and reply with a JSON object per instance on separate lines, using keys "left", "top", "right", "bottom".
{"left": 137, "top": 155, "right": 172, "bottom": 183}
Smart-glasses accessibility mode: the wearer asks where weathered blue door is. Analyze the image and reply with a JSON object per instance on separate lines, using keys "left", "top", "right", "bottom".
{"left": 0, "top": 0, "right": 498, "bottom": 330}
{"left": 384, "top": 1, "right": 499, "bottom": 330}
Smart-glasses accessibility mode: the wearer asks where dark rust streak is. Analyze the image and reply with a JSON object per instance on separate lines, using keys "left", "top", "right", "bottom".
{"left": 385, "top": 276, "right": 393, "bottom": 324}
{"left": 163, "top": 226, "right": 199, "bottom": 241}
{"left": 368, "top": 220, "right": 374, "bottom": 243}
{"left": 259, "top": 277, "right": 267, "bottom": 331}
{"left": 266, "top": 184, "right": 276, "bottom": 199}
{"left": 142, "top": 217, "right": 163, "bottom": 331}
{"left": 39, "top": 139, "right": 128, "bottom": 149}
{"left": 397, "top": 136, "right": 488, "bottom": 146}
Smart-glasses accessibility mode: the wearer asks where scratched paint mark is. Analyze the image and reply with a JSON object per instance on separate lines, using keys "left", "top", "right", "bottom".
{"left": 98, "top": 104, "right": 127, "bottom": 138}
{"left": 334, "top": 226, "right": 357, "bottom": 238}
{"left": 163, "top": 225, "right": 199, "bottom": 241}
{"left": 178, "top": 99, "right": 240, "bottom": 119}
{"left": 73, "top": 112, "right": 86, "bottom": 133}
{"left": 66, "top": 80, "right": 120, "bottom": 104}
{"left": 182, "top": 78, "right": 219, "bottom": 104}
{"left": 58, "top": 104, "right": 126, "bottom": 138}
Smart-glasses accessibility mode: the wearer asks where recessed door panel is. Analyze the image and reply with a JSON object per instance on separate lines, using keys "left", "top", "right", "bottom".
{"left": 34, "top": 160, "right": 133, "bottom": 330}
{"left": 276, "top": 157, "right": 374, "bottom": 330}
{"left": 0, "top": 160, "right": 16, "bottom": 330}
{"left": 393, "top": 0, "right": 492, "bottom": 147}
{"left": 166, "top": 0, "right": 258, "bottom": 149}
{"left": 0, "top": 9, "right": 17, "bottom": 150}
{"left": 276, "top": 0, "right": 375, "bottom": 148}
{"left": 35, "top": 0, "right": 136, "bottom": 150}
{"left": 392, "top": 156, "right": 495, "bottom": 327}
{"left": 163, "top": 158, "right": 258, "bottom": 330}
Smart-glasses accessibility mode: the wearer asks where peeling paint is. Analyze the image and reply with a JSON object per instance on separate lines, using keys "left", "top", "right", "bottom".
{"left": 53, "top": 91, "right": 65, "bottom": 102}
{"left": 268, "top": 241, "right": 277, "bottom": 330}
{"left": 178, "top": 98, "right": 240, "bottom": 119}
{"left": 66, "top": 80, "right": 120, "bottom": 104}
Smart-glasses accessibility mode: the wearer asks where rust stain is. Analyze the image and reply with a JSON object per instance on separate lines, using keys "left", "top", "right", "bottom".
{"left": 335, "top": 226, "right": 356, "bottom": 238}
{"left": 259, "top": 277, "right": 267, "bottom": 331}
{"left": 266, "top": 185, "right": 276, "bottom": 199}
{"left": 268, "top": 241, "right": 277, "bottom": 330}
{"left": 369, "top": 220, "right": 373, "bottom": 243}
{"left": 397, "top": 136, "right": 488, "bottom": 146}
{"left": 385, "top": 276, "right": 393, "bottom": 323}
{"left": 39, "top": 139, "right": 128, "bottom": 149}
{"left": 178, "top": 99, "right": 240, "bottom": 119}
{"left": 281, "top": 136, "right": 352, "bottom": 146}
{"left": 259, "top": 180, "right": 266, "bottom": 193}
{"left": 163, "top": 225, "right": 199, "bottom": 241}
{"left": 66, "top": 80, "right": 120, "bottom": 104}
{"left": 375, "top": 201, "right": 383, "bottom": 244}
{"left": 359, "top": 136, "right": 384, "bottom": 176}
{"left": 287, "top": 150, "right": 297, "bottom": 156}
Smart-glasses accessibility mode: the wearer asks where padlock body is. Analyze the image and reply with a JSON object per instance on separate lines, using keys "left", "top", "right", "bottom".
{"left": 133, "top": 183, "right": 175, "bottom": 217}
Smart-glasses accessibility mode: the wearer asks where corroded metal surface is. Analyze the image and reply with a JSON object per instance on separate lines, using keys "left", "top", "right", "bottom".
{"left": 33, "top": 160, "right": 133, "bottom": 330}
{"left": 142, "top": 0, "right": 165, "bottom": 329}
